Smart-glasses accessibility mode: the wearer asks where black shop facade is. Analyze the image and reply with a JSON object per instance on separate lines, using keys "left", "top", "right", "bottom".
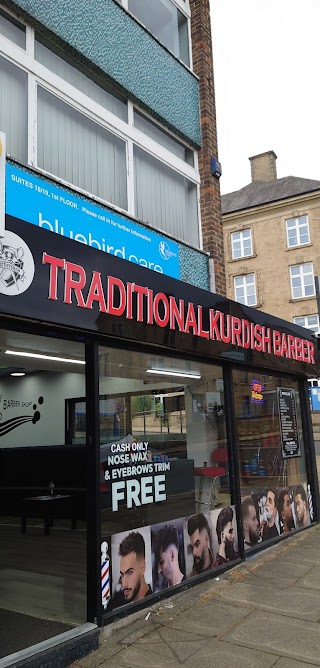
{"left": 0, "top": 214, "right": 319, "bottom": 667}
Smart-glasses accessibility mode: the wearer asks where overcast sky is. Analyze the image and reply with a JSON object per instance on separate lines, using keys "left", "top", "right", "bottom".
{"left": 210, "top": 0, "right": 320, "bottom": 195}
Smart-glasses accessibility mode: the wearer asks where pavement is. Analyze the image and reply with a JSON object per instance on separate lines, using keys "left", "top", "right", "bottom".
{"left": 71, "top": 525, "right": 320, "bottom": 668}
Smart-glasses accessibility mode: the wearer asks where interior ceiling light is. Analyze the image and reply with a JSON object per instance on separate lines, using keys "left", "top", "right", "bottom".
{"left": 10, "top": 372, "right": 25, "bottom": 377}
{"left": 5, "top": 350, "right": 85, "bottom": 365}
{"left": 146, "top": 369, "right": 201, "bottom": 379}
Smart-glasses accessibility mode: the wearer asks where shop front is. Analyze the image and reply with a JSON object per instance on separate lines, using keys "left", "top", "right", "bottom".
{"left": 0, "top": 212, "right": 319, "bottom": 664}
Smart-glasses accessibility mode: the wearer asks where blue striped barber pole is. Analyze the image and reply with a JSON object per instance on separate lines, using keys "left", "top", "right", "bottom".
{"left": 101, "top": 541, "right": 111, "bottom": 609}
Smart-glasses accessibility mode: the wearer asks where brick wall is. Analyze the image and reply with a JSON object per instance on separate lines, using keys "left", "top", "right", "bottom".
{"left": 190, "top": 0, "right": 226, "bottom": 296}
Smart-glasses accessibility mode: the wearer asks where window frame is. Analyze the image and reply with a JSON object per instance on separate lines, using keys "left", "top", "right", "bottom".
{"left": 234, "top": 273, "right": 257, "bottom": 307}
{"left": 286, "top": 215, "right": 310, "bottom": 248}
{"left": 231, "top": 228, "right": 253, "bottom": 260}
{"left": 0, "top": 5, "right": 26, "bottom": 49}
{"left": 0, "top": 7, "right": 200, "bottom": 244}
{"left": 289, "top": 262, "right": 315, "bottom": 300}
{"left": 118, "top": 0, "right": 192, "bottom": 69}
{"left": 293, "top": 314, "right": 320, "bottom": 333}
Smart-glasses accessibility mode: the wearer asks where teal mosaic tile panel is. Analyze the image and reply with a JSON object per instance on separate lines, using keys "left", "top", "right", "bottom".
{"left": 178, "top": 245, "right": 210, "bottom": 291}
{"left": 9, "top": 0, "right": 201, "bottom": 147}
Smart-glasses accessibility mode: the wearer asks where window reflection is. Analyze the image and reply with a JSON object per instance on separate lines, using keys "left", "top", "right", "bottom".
{"left": 234, "top": 370, "right": 312, "bottom": 551}
{"left": 99, "top": 347, "right": 236, "bottom": 614}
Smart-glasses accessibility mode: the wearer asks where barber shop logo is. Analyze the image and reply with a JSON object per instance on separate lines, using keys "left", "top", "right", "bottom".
{"left": 159, "top": 240, "right": 176, "bottom": 261}
{"left": 0, "top": 230, "right": 34, "bottom": 295}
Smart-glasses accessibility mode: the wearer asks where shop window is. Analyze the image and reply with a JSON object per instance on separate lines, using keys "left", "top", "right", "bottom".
{"left": 0, "top": 54, "right": 27, "bottom": 163}
{"left": 290, "top": 263, "right": 315, "bottom": 299}
{"left": 233, "top": 370, "right": 313, "bottom": 553}
{"left": 0, "top": 328, "right": 86, "bottom": 657}
{"left": 134, "top": 145, "right": 199, "bottom": 246}
{"left": 231, "top": 229, "right": 252, "bottom": 259}
{"left": 98, "top": 348, "right": 238, "bottom": 615}
{"left": 286, "top": 215, "right": 309, "bottom": 248}
{"left": 37, "top": 86, "right": 128, "bottom": 210}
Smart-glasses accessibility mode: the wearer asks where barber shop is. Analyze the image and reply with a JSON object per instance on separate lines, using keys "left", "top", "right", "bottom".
{"left": 0, "top": 159, "right": 319, "bottom": 666}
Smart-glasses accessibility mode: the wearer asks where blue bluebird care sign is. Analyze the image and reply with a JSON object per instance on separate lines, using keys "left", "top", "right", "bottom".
{"left": 5, "top": 163, "right": 180, "bottom": 279}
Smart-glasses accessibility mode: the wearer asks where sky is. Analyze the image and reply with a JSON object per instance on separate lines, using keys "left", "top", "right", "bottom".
{"left": 210, "top": 0, "right": 320, "bottom": 195}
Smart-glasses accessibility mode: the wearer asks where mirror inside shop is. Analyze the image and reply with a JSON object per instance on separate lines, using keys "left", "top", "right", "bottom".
{"left": 97, "top": 348, "right": 238, "bottom": 613}
{"left": 233, "top": 370, "right": 313, "bottom": 550}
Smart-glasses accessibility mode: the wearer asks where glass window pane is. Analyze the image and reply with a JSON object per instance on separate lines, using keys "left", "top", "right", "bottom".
{"left": 304, "top": 273, "right": 313, "bottom": 285}
{"left": 305, "top": 284, "right": 315, "bottom": 296}
{"left": 232, "top": 230, "right": 252, "bottom": 258}
{"left": 0, "top": 55, "right": 28, "bottom": 162}
{"left": 134, "top": 146, "right": 199, "bottom": 246}
{"left": 0, "top": 9, "right": 25, "bottom": 48}
{"left": 233, "top": 370, "right": 311, "bottom": 552}
{"left": 291, "top": 277, "right": 301, "bottom": 289}
{"left": 128, "top": 0, "right": 189, "bottom": 65}
{"left": 134, "top": 110, "right": 193, "bottom": 164}
{"left": 0, "top": 328, "right": 87, "bottom": 658}
{"left": 35, "top": 38, "right": 127, "bottom": 121}
{"left": 37, "top": 87, "right": 127, "bottom": 210}
{"left": 177, "top": 8, "right": 189, "bottom": 65}
{"left": 288, "top": 231, "right": 297, "bottom": 246}
{"left": 290, "top": 266, "right": 300, "bottom": 277}
{"left": 233, "top": 248, "right": 241, "bottom": 259}
{"left": 99, "top": 347, "right": 237, "bottom": 614}
{"left": 287, "top": 217, "right": 310, "bottom": 247}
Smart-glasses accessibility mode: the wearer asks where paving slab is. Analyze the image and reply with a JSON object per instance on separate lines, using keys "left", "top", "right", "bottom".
{"left": 245, "top": 558, "right": 312, "bottom": 588}
{"left": 275, "top": 660, "right": 320, "bottom": 668}
{"left": 298, "top": 565, "right": 320, "bottom": 591}
{"left": 132, "top": 625, "right": 213, "bottom": 662}
{"left": 72, "top": 619, "right": 163, "bottom": 667}
{"left": 223, "top": 609, "right": 320, "bottom": 666}
{"left": 105, "top": 636, "right": 278, "bottom": 668}
{"left": 162, "top": 598, "right": 252, "bottom": 637}
{"left": 273, "top": 546, "right": 320, "bottom": 566}
{"left": 219, "top": 579, "right": 320, "bottom": 621}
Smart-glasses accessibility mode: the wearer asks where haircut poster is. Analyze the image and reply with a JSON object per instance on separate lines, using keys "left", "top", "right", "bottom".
{"left": 101, "top": 505, "right": 239, "bottom": 614}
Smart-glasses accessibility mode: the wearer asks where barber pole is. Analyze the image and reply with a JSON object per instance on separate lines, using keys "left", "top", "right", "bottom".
{"left": 101, "top": 541, "right": 110, "bottom": 609}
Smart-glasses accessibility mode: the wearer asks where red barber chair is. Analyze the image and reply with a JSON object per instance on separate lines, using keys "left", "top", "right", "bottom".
{"left": 194, "top": 447, "right": 228, "bottom": 511}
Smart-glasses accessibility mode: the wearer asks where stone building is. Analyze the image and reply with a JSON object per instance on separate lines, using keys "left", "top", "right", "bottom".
{"left": 222, "top": 149, "right": 320, "bottom": 458}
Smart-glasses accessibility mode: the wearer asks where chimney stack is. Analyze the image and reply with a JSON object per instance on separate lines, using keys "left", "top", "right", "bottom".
{"left": 249, "top": 150, "right": 277, "bottom": 182}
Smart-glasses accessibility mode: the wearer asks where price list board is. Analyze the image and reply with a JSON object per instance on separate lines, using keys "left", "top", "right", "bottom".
{"left": 277, "top": 387, "right": 301, "bottom": 458}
